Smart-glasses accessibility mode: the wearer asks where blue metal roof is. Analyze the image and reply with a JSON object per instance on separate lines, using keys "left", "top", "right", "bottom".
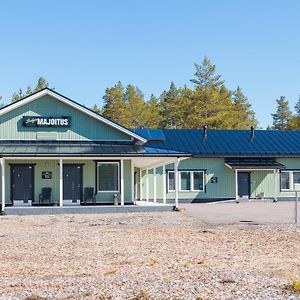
{"left": 134, "top": 129, "right": 300, "bottom": 157}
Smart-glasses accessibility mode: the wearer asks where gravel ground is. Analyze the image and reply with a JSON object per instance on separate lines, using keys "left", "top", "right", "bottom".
{"left": 0, "top": 212, "right": 299, "bottom": 300}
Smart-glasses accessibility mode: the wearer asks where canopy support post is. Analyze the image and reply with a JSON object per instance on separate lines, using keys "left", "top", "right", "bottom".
{"left": 1, "top": 158, "right": 5, "bottom": 212}
{"left": 163, "top": 165, "right": 166, "bottom": 204}
{"left": 120, "top": 159, "right": 124, "bottom": 206}
{"left": 273, "top": 169, "right": 278, "bottom": 202}
{"left": 235, "top": 169, "right": 239, "bottom": 203}
{"left": 59, "top": 158, "right": 63, "bottom": 207}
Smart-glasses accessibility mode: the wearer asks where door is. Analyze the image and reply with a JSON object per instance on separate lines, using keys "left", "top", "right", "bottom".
{"left": 11, "top": 165, "right": 34, "bottom": 204}
{"left": 63, "top": 165, "right": 82, "bottom": 202}
{"left": 238, "top": 172, "right": 250, "bottom": 197}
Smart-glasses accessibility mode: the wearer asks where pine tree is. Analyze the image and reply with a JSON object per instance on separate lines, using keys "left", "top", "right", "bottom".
{"left": 102, "top": 81, "right": 130, "bottom": 127}
{"left": 11, "top": 76, "right": 51, "bottom": 102}
{"left": 271, "top": 96, "right": 292, "bottom": 130}
{"left": 231, "top": 86, "right": 257, "bottom": 129}
{"left": 160, "top": 82, "right": 181, "bottom": 128}
{"left": 295, "top": 95, "right": 300, "bottom": 116}
{"left": 124, "top": 85, "right": 147, "bottom": 128}
{"left": 144, "top": 94, "right": 162, "bottom": 128}
{"left": 190, "top": 56, "right": 224, "bottom": 89}
{"left": 33, "top": 76, "right": 49, "bottom": 92}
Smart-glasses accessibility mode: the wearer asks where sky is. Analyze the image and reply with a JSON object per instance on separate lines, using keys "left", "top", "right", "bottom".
{"left": 0, "top": 0, "right": 300, "bottom": 128}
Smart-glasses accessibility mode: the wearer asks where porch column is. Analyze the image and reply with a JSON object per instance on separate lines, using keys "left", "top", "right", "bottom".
{"left": 131, "top": 160, "right": 135, "bottom": 203}
{"left": 1, "top": 158, "right": 5, "bottom": 212}
{"left": 140, "top": 170, "right": 143, "bottom": 201}
{"left": 174, "top": 157, "right": 180, "bottom": 208}
{"left": 273, "top": 169, "right": 278, "bottom": 202}
{"left": 153, "top": 168, "right": 157, "bottom": 203}
{"left": 120, "top": 159, "right": 124, "bottom": 206}
{"left": 146, "top": 169, "right": 149, "bottom": 201}
{"left": 235, "top": 169, "right": 238, "bottom": 201}
{"left": 59, "top": 158, "right": 63, "bottom": 207}
{"left": 162, "top": 165, "right": 166, "bottom": 204}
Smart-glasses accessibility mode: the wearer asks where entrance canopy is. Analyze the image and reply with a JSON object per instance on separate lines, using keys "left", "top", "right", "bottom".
{"left": 225, "top": 158, "right": 286, "bottom": 170}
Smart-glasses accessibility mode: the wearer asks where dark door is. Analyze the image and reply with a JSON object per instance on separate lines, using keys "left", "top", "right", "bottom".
{"left": 238, "top": 172, "right": 250, "bottom": 197}
{"left": 63, "top": 165, "right": 82, "bottom": 202}
{"left": 11, "top": 165, "right": 34, "bottom": 203}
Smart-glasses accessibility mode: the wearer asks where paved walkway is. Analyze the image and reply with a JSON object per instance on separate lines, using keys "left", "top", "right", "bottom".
{"left": 3, "top": 202, "right": 173, "bottom": 215}
{"left": 180, "top": 201, "right": 299, "bottom": 225}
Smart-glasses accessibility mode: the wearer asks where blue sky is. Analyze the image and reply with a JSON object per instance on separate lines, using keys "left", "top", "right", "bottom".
{"left": 0, "top": 0, "right": 299, "bottom": 128}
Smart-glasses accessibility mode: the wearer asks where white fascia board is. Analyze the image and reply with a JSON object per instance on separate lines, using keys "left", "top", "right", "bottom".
{"left": 0, "top": 89, "right": 147, "bottom": 144}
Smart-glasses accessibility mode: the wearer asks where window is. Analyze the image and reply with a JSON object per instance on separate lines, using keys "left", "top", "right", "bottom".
{"left": 168, "top": 170, "right": 205, "bottom": 192}
{"left": 97, "top": 162, "right": 119, "bottom": 192}
{"left": 193, "top": 171, "right": 204, "bottom": 191}
{"left": 280, "top": 171, "right": 300, "bottom": 190}
{"left": 180, "top": 171, "right": 191, "bottom": 191}
{"left": 280, "top": 172, "right": 289, "bottom": 190}
{"left": 168, "top": 171, "right": 175, "bottom": 192}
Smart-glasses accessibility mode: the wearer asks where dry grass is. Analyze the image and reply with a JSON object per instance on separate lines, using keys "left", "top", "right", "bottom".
{"left": 288, "top": 276, "right": 300, "bottom": 293}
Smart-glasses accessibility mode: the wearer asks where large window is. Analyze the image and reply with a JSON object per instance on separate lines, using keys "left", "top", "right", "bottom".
{"left": 168, "top": 170, "right": 205, "bottom": 192}
{"left": 97, "top": 162, "right": 119, "bottom": 192}
{"left": 280, "top": 171, "right": 300, "bottom": 190}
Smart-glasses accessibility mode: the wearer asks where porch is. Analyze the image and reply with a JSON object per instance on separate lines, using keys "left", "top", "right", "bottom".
{"left": 225, "top": 158, "right": 286, "bottom": 201}
{"left": 0, "top": 156, "right": 182, "bottom": 212}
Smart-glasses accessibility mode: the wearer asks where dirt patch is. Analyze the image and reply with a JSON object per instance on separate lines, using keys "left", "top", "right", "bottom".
{"left": 0, "top": 212, "right": 299, "bottom": 299}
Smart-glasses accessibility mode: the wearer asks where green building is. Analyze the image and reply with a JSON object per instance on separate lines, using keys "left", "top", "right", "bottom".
{"left": 0, "top": 89, "right": 299, "bottom": 211}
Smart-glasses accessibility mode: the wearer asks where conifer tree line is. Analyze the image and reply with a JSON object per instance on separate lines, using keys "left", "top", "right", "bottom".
{"left": 271, "top": 96, "right": 300, "bottom": 130}
{"left": 2, "top": 56, "right": 300, "bottom": 130}
{"left": 98, "top": 57, "right": 257, "bottom": 129}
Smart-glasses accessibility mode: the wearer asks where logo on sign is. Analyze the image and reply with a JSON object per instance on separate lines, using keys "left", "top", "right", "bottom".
{"left": 22, "top": 116, "right": 71, "bottom": 127}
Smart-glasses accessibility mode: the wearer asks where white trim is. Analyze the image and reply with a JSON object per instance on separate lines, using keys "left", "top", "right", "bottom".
{"left": 169, "top": 170, "right": 205, "bottom": 192}
{"left": 179, "top": 171, "right": 191, "bottom": 192}
{"left": 140, "top": 170, "right": 143, "bottom": 201}
{"left": 146, "top": 169, "right": 149, "bottom": 201}
{"left": 0, "top": 89, "right": 147, "bottom": 144}
{"left": 153, "top": 168, "right": 157, "bottom": 203}
{"left": 131, "top": 160, "right": 135, "bottom": 203}
{"left": 1, "top": 158, "right": 5, "bottom": 211}
{"left": 174, "top": 158, "right": 180, "bottom": 208}
{"left": 235, "top": 169, "right": 238, "bottom": 200}
{"left": 97, "top": 161, "right": 120, "bottom": 193}
{"left": 191, "top": 171, "right": 205, "bottom": 192}
{"left": 162, "top": 165, "right": 166, "bottom": 204}
{"left": 120, "top": 159, "right": 124, "bottom": 206}
{"left": 167, "top": 171, "right": 175, "bottom": 192}
{"left": 280, "top": 170, "right": 300, "bottom": 191}
{"left": 59, "top": 158, "right": 63, "bottom": 207}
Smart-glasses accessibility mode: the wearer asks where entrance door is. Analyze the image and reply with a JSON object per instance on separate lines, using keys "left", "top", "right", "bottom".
{"left": 238, "top": 172, "right": 250, "bottom": 197}
{"left": 63, "top": 165, "right": 82, "bottom": 203}
{"left": 11, "top": 165, "right": 34, "bottom": 205}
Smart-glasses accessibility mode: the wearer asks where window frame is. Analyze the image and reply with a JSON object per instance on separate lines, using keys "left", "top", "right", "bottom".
{"left": 191, "top": 170, "right": 205, "bottom": 192}
{"left": 167, "top": 170, "right": 205, "bottom": 192}
{"left": 97, "top": 161, "right": 120, "bottom": 193}
{"left": 280, "top": 170, "right": 300, "bottom": 191}
{"left": 167, "top": 171, "right": 175, "bottom": 192}
{"left": 179, "top": 171, "right": 191, "bottom": 192}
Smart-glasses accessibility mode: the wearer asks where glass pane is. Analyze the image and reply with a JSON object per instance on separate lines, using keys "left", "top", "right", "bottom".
{"left": 180, "top": 171, "right": 191, "bottom": 190}
{"left": 98, "top": 163, "right": 119, "bottom": 191}
{"left": 280, "top": 172, "right": 289, "bottom": 189}
{"left": 293, "top": 172, "right": 300, "bottom": 185}
{"left": 168, "top": 172, "right": 175, "bottom": 191}
{"left": 193, "top": 171, "right": 204, "bottom": 191}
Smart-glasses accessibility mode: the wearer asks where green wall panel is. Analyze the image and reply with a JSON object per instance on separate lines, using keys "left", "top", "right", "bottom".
{"left": 0, "top": 95, "right": 132, "bottom": 141}
{"left": 1, "top": 159, "right": 132, "bottom": 205}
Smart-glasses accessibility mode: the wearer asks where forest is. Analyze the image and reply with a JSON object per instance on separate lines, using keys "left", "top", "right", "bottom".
{"left": 2, "top": 57, "right": 300, "bottom": 130}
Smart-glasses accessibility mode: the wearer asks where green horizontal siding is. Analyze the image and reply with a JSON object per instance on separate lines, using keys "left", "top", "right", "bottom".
{"left": 0, "top": 159, "right": 132, "bottom": 205}
{"left": 0, "top": 95, "right": 132, "bottom": 141}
